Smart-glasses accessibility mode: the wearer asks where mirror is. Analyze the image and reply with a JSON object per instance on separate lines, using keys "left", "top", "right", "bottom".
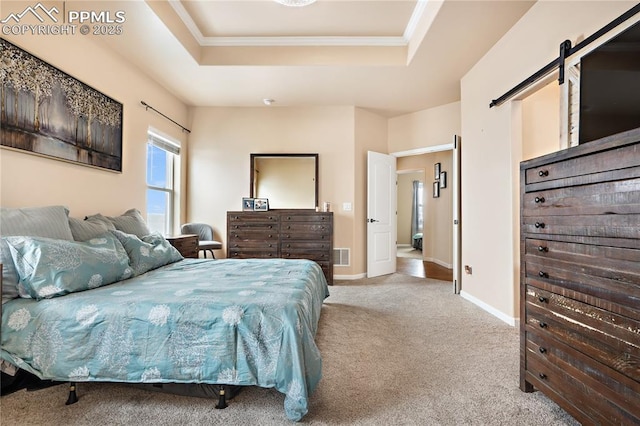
{"left": 250, "top": 153, "right": 318, "bottom": 209}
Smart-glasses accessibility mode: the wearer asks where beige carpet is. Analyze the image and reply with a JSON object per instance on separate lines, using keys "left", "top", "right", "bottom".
{"left": 1, "top": 274, "right": 578, "bottom": 425}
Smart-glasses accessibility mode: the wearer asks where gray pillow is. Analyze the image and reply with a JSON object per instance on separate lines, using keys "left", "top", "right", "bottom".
{"left": 86, "top": 209, "right": 149, "bottom": 238}
{"left": 69, "top": 216, "right": 116, "bottom": 241}
{"left": 1, "top": 205, "right": 74, "bottom": 304}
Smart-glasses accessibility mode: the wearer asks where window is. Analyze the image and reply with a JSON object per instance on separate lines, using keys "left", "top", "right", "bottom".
{"left": 146, "top": 130, "right": 180, "bottom": 235}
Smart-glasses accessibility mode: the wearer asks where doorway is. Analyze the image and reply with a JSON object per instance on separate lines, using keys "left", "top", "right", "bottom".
{"left": 392, "top": 138, "right": 459, "bottom": 287}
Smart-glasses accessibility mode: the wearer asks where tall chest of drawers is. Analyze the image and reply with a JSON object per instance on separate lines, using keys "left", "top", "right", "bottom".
{"left": 227, "top": 210, "right": 333, "bottom": 285}
{"left": 519, "top": 128, "right": 640, "bottom": 424}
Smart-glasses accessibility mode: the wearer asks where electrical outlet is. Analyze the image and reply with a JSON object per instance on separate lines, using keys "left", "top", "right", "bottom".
{"left": 343, "top": 202, "right": 352, "bottom": 211}
{"left": 464, "top": 265, "right": 473, "bottom": 275}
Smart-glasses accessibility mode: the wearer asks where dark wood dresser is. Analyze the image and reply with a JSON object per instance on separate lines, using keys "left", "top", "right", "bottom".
{"left": 519, "top": 127, "right": 640, "bottom": 424}
{"left": 227, "top": 210, "right": 333, "bottom": 285}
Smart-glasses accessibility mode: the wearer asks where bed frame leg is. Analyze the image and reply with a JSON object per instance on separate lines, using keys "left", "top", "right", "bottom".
{"left": 215, "top": 386, "right": 228, "bottom": 409}
{"left": 65, "top": 382, "right": 78, "bottom": 405}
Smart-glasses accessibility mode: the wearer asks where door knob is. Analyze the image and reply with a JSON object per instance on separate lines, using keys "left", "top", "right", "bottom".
{"left": 367, "top": 218, "right": 379, "bottom": 223}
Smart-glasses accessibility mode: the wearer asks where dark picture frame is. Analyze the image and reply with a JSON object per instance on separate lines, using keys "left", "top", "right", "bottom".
{"left": 434, "top": 162, "right": 441, "bottom": 180}
{"left": 440, "top": 171, "right": 447, "bottom": 188}
{"left": 242, "top": 197, "right": 255, "bottom": 211}
{"left": 0, "top": 39, "right": 123, "bottom": 172}
{"left": 254, "top": 198, "right": 269, "bottom": 211}
{"left": 433, "top": 181, "right": 440, "bottom": 198}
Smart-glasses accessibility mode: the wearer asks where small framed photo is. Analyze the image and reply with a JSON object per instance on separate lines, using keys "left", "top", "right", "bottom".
{"left": 433, "top": 182, "right": 440, "bottom": 198}
{"left": 439, "top": 171, "right": 447, "bottom": 189}
{"left": 253, "top": 198, "right": 269, "bottom": 211}
{"left": 242, "top": 197, "right": 254, "bottom": 211}
{"left": 434, "top": 163, "right": 441, "bottom": 180}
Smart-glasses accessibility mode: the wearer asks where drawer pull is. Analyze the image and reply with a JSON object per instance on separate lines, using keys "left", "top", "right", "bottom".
{"left": 534, "top": 196, "right": 545, "bottom": 203}
{"left": 268, "top": 235, "right": 272, "bottom": 238}
{"left": 538, "top": 296, "right": 548, "bottom": 303}
{"left": 538, "top": 271, "right": 549, "bottom": 279}
{"left": 534, "top": 222, "right": 545, "bottom": 229}
{"left": 539, "top": 322, "right": 548, "bottom": 329}
{"left": 539, "top": 347, "right": 547, "bottom": 354}
{"left": 537, "top": 246, "right": 548, "bottom": 252}
{"left": 538, "top": 170, "right": 549, "bottom": 177}
{"left": 538, "top": 373, "right": 547, "bottom": 380}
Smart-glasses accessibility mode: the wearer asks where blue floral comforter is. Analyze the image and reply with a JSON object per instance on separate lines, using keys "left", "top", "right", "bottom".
{"left": 1, "top": 258, "right": 330, "bottom": 421}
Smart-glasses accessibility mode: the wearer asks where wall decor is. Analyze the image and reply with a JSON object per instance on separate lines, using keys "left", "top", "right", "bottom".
{"left": 254, "top": 198, "right": 269, "bottom": 211}
{"left": 0, "top": 39, "right": 123, "bottom": 172}
{"left": 433, "top": 181, "right": 440, "bottom": 198}
{"left": 242, "top": 197, "right": 255, "bottom": 211}
{"left": 434, "top": 163, "right": 441, "bottom": 180}
{"left": 440, "top": 171, "right": 447, "bottom": 188}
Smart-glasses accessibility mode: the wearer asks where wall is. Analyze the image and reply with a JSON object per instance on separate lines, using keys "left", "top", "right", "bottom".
{"left": 522, "top": 82, "right": 561, "bottom": 161}
{"left": 460, "top": 0, "right": 638, "bottom": 323}
{"left": 0, "top": 33, "right": 189, "bottom": 225}
{"left": 388, "top": 101, "right": 461, "bottom": 151}
{"left": 187, "top": 106, "right": 375, "bottom": 276}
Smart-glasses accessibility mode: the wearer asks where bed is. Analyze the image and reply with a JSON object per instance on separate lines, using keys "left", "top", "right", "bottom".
{"left": 0, "top": 206, "right": 329, "bottom": 422}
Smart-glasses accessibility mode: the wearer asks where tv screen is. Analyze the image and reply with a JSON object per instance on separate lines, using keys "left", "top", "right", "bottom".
{"left": 579, "top": 21, "right": 640, "bottom": 143}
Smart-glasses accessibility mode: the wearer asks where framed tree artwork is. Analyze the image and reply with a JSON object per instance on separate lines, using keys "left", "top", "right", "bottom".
{"left": 0, "top": 39, "right": 123, "bottom": 172}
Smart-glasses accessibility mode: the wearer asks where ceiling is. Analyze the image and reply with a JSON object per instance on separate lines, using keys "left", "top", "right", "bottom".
{"left": 98, "top": 0, "right": 536, "bottom": 117}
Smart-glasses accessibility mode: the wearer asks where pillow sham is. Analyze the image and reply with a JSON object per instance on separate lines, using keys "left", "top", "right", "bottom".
{"left": 86, "top": 209, "right": 149, "bottom": 238}
{"left": 111, "top": 230, "right": 183, "bottom": 276}
{"left": 69, "top": 216, "right": 115, "bottom": 241}
{"left": 1, "top": 205, "right": 74, "bottom": 304}
{"left": 5, "top": 233, "right": 132, "bottom": 300}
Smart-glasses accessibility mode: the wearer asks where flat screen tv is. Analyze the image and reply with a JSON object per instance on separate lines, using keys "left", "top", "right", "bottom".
{"left": 579, "top": 21, "right": 640, "bottom": 143}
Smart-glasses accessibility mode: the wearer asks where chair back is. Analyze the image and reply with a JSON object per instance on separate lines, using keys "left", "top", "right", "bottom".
{"left": 181, "top": 223, "right": 213, "bottom": 241}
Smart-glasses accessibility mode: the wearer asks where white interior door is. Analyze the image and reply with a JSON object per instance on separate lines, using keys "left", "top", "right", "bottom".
{"left": 452, "top": 135, "right": 462, "bottom": 293}
{"left": 367, "top": 151, "right": 397, "bottom": 278}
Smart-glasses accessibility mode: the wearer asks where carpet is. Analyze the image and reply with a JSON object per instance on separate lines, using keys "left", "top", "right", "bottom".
{"left": 0, "top": 274, "right": 578, "bottom": 425}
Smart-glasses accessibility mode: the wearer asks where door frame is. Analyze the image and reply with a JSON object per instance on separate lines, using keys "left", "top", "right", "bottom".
{"left": 391, "top": 138, "right": 461, "bottom": 293}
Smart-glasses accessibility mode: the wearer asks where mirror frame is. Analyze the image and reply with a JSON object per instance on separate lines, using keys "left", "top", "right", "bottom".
{"left": 250, "top": 153, "right": 319, "bottom": 209}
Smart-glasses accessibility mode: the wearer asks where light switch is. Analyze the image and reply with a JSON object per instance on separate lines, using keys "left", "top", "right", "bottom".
{"left": 343, "top": 202, "right": 352, "bottom": 211}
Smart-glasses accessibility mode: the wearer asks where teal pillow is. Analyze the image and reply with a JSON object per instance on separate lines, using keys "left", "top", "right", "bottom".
{"left": 1, "top": 205, "right": 74, "bottom": 303}
{"left": 5, "top": 234, "right": 132, "bottom": 300}
{"left": 111, "top": 230, "right": 183, "bottom": 276}
{"left": 69, "top": 216, "right": 115, "bottom": 241}
{"left": 87, "top": 209, "right": 149, "bottom": 238}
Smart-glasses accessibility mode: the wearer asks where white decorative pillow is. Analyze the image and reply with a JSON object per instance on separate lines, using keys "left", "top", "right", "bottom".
{"left": 5, "top": 233, "right": 132, "bottom": 300}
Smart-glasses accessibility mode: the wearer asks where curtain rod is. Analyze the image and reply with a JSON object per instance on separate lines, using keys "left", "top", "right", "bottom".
{"left": 489, "top": 3, "right": 640, "bottom": 108}
{"left": 140, "top": 101, "right": 191, "bottom": 133}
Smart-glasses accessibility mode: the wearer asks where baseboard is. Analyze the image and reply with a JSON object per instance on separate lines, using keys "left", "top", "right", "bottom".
{"left": 459, "top": 290, "right": 516, "bottom": 327}
{"left": 334, "top": 273, "right": 367, "bottom": 280}
{"left": 397, "top": 244, "right": 412, "bottom": 248}
{"left": 424, "top": 257, "right": 453, "bottom": 269}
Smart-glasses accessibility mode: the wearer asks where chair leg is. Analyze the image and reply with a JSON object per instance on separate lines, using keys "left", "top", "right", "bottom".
{"left": 209, "top": 250, "right": 216, "bottom": 259}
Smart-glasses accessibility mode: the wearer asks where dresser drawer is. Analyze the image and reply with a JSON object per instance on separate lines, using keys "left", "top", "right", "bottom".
{"left": 524, "top": 143, "right": 640, "bottom": 188}
{"left": 522, "top": 177, "right": 640, "bottom": 217}
{"left": 522, "top": 214, "right": 640, "bottom": 239}
{"left": 228, "top": 248, "right": 278, "bottom": 259}
{"left": 228, "top": 240, "right": 277, "bottom": 250}
{"left": 281, "top": 223, "right": 331, "bottom": 240}
{"left": 525, "top": 285, "right": 640, "bottom": 381}
{"left": 524, "top": 258, "right": 640, "bottom": 315}
{"left": 282, "top": 213, "right": 331, "bottom": 223}
{"left": 524, "top": 331, "right": 640, "bottom": 424}
{"left": 228, "top": 213, "right": 278, "bottom": 223}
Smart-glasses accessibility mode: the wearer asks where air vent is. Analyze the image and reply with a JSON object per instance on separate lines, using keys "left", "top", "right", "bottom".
{"left": 333, "top": 248, "right": 350, "bottom": 266}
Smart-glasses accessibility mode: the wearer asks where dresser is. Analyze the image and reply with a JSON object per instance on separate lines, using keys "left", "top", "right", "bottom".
{"left": 227, "top": 210, "right": 333, "bottom": 285}
{"left": 519, "top": 128, "right": 640, "bottom": 424}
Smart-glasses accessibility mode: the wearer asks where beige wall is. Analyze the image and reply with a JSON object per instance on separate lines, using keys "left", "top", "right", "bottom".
{"left": 522, "top": 82, "right": 561, "bottom": 161}
{"left": 188, "top": 106, "right": 386, "bottom": 276}
{"left": 0, "top": 33, "right": 189, "bottom": 228}
{"left": 460, "top": 1, "right": 637, "bottom": 323}
{"left": 388, "top": 101, "right": 461, "bottom": 151}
